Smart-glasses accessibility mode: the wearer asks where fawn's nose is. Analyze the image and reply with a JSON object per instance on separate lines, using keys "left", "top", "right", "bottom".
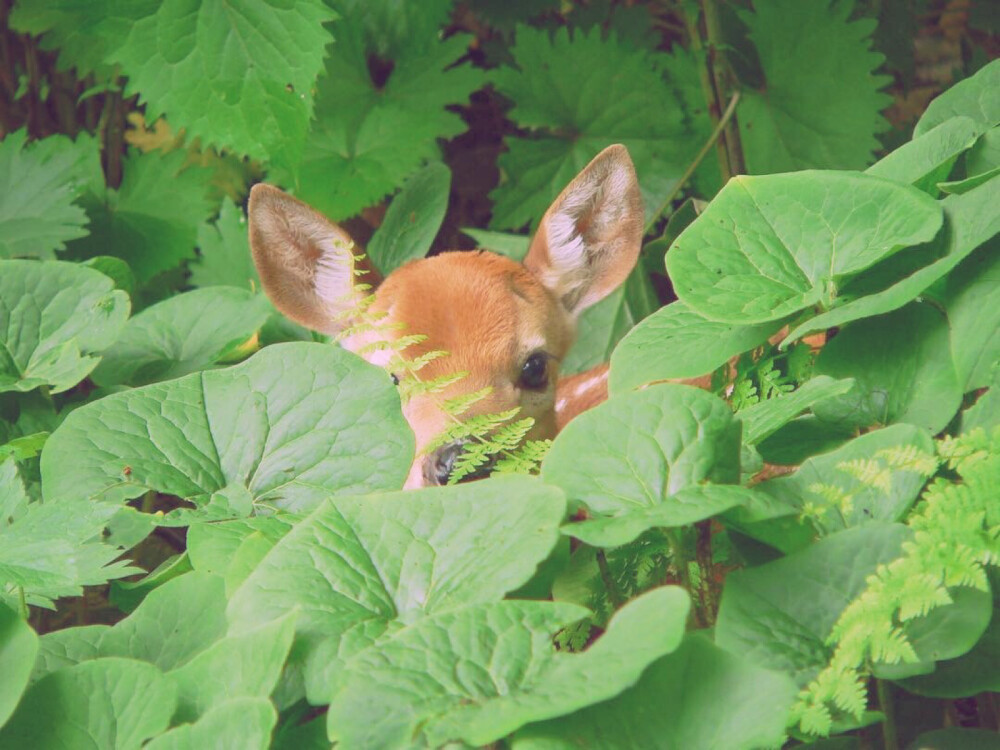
{"left": 424, "top": 441, "right": 464, "bottom": 486}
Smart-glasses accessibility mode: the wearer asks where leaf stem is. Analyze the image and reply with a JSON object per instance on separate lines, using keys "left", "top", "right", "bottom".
{"left": 595, "top": 548, "right": 625, "bottom": 610}
{"left": 644, "top": 91, "right": 740, "bottom": 234}
{"left": 663, "top": 528, "right": 704, "bottom": 628}
{"left": 702, "top": 0, "right": 747, "bottom": 176}
{"left": 17, "top": 585, "right": 28, "bottom": 620}
{"left": 876, "top": 679, "right": 899, "bottom": 750}
{"left": 681, "top": 4, "right": 731, "bottom": 186}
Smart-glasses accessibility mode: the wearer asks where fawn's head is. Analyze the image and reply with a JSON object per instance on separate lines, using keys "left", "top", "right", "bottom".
{"left": 248, "top": 145, "right": 643, "bottom": 487}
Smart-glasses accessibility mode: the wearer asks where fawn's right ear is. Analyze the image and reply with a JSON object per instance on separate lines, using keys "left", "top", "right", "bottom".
{"left": 248, "top": 184, "right": 369, "bottom": 335}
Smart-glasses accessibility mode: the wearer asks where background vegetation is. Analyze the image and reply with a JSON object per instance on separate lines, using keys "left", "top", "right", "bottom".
{"left": 0, "top": 1, "right": 998, "bottom": 748}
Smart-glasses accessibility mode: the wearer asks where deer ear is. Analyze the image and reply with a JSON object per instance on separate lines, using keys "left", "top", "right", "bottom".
{"left": 524, "top": 144, "right": 643, "bottom": 317}
{"left": 248, "top": 184, "right": 369, "bottom": 335}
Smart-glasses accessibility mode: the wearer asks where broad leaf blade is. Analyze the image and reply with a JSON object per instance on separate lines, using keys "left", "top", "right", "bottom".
{"left": 144, "top": 697, "right": 277, "bottom": 750}
{"left": 41, "top": 343, "right": 413, "bottom": 510}
{"left": 666, "top": 172, "right": 943, "bottom": 324}
{"left": 914, "top": 58, "right": 1000, "bottom": 136}
{"left": 0, "top": 602, "right": 37, "bottom": 729}
{"left": 189, "top": 199, "right": 261, "bottom": 290}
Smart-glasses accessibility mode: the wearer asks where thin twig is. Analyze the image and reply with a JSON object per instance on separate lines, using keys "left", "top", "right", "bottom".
{"left": 644, "top": 91, "right": 740, "bottom": 234}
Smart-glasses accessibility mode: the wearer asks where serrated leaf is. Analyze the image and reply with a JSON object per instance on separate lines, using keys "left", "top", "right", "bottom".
{"left": 145, "top": 697, "right": 277, "bottom": 750}
{"left": 282, "top": 2, "right": 483, "bottom": 219}
{"left": 189, "top": 199, "right": 261, "bottom": 290}
{"left": 0, "top": 657, "right": 177, "bottom": 750}
{"left": 609, "top": 300, "right": 783, "bottom": 394}
{"left": 715, "top": 523, "right": 910, "bottom": 686}
{"left": 942, "top": 240, "right": 1000, "bottom": 391}
{"left": 41, "top": 342, "right": 413, "bottom": 511}
{"left": 542, "top": 384, "right": 741, "bottom": 514}
{"left": 866, "top": 116, "right": 981, "bottom": 194}
{"left": 367, "top": 162, "right": 451, "bottom": 274}
{"left": 0, "top": 130, "right": 100, "bottom": 259}
{"left": 490, "top": 26, "right": 687, "bottom": 229}
{"left": 915, "top": 58, "right": 1000, "bottom": 137}
{"left": 512, "top": 633, "right": 797, "bottom": 750}
{"left": 756, "top": 424, "right": 934, "bottom": 534}
{"left": 91, "top": 287, "right": 272, "bottom": 387}
{"left": 740, "top": 375, "right": 855, "bottom": 445}
{"left": 665, "top": 172, "right": 943, "bottom": 324}
{"left": 168, "top": 611, "right": 295, "bottom": 722}
{"left": 0, "top": 602, "right": 37, "bottom": 729}
{"left": 737, "top": 0, "right": 892, "bottom": 174}
{"left": 327, "top": 587, "right": 689, "bottom": 749}
{"left": 783, "top": 176, "right": 1000, "bottom": 344}
{"left": 66, "top": 149, "right": 214, "bottom": 283}
{"left": 0, "top": 259, "right": 129, "bottom": 394}
{"left": 225, "top": 476, "right": 565, "bottom": 701}
{"left": 813, "top": 302, "right": 961, "bottom": 432}
{"left": 108, "top": 0, "right": 334, "bottom": 168}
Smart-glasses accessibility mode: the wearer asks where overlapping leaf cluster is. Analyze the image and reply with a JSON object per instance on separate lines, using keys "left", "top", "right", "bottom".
{"left": 1, "top": 2, "right": 999, "bottom": 749}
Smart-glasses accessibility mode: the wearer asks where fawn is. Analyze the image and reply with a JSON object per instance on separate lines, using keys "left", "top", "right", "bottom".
{"left": 248, "top": 145, "right": 644, "bottom": 488}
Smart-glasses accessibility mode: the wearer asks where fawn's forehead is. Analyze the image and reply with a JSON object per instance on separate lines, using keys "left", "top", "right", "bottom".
{"left": 372, "top": 252, "right": 569, "bottom": 359}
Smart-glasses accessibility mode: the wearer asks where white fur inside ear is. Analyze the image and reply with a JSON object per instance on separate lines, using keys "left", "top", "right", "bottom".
{"left": 313, "top": 226, "right": 359, "bottom": 316}
{"left": 542, "top": 157, "right": 635, "bottom": 310}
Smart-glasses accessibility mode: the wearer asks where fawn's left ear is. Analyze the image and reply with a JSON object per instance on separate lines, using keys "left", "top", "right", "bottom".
{"left": 523, "top": 144, "right": 644, "bottom": 317}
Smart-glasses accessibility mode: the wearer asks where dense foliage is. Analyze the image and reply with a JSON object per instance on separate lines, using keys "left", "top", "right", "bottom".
{"left": 1, "top": 1, "right": 998, "bottom": 748}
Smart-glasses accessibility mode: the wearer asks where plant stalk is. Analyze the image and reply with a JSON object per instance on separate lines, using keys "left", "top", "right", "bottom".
{"left": 664, "top": 528, "right": 704, "bottom": 628}
{"left": 644, "top": 91, "right": 739, "bottom": 233}
{"left": 17, "top": 585, "right": 28, "bottom": 620}
{"left": 702, "top": 0, "right": 746, "bottom": 177}
{"left": 595, "top": 549, "right": 625, "bottom": 609}
{"left": 876, "top": 679, "right": 899, "bottom": 750}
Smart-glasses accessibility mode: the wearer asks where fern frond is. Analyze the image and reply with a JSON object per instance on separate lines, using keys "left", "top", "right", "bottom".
{"left": 443, "top": 387, "right": 492, "bottom": 416}
{"left": 837, "top": 458, "right": 892, "bottom": 493}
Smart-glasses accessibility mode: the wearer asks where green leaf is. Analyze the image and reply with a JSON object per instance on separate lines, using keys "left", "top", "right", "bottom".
{"left": 327, "top": 587, "right": 690, "bottom": 749}
{"left": 0, "top": 658, "right": 176, "bottom": 750}
{"left": 715, "top": 523, "right": 911, "bottom": 686}
{"left": 666, "top": 172, "right": 943, "bottom": 324}
{"left": 91, "top": 287, "right": 272, "bottom": 387}
{"left": 490, "top": 26, "right": 687, "bottom": 229}
{"left": 282, "top": 1, "right": 483, "bottom": 220}
{"left": 98, "top": 572, "right": 228, "bottom": 671}
{"left": 1, "top": 460, "right": 137, "bottom": 608}
{"left": 0, "top": 260, "right": 129, "bottom": 394}
{"left": 225, "top": 476, "right": 565, "bottom": 700}
{"left": 512, "top": 633, "right": 797, "bottom": 750}
{"left": 942, "top": 241, "right": 1000, "bottom": 391}
{"left": 110, "top": 1, "right": 334, "bottom": 168}
{"left": 0, "top": 432, "right": 47, "bottom": 462}
{"left": 782, "top": 174, "right": 1000, "bottom": 344}
{"left": 609, "top": 300, "right": 782, "bottom": 394}
{"left": 169, "top": 611, "right": 296, "bottom": 722}
{"left": 561, "top": 266, "right": 658, "bottom": 376}
{"left": 755, "top": 423, "right": 934, "bottom": 534}
{"left": 189, "top": 199, "right": 261, "bottom": 290}
{"left": 914, "top": 58, "right": 1000, "bottom": 137}
{"left": 565, "top": 485, "right": 761, "bottom": 548}
{"left": 108, "top": 553, "right": 193, "bottom": 614}
{"left": 66, "top": 149, "right": 214, "bottom": 283}
{"left": 31, "top": 625, "right": 108, "bottom": 684}
{"left": 460, "top": 229, "right": 530, "bottom": 261}
{"left": 865, "top": 116, "right": 981, "bottom": 194}
{"left": 41, "top": 342, "right": 413, "bottom": 511}
{"left": 83, "top": 256, "right": 136, "bottom": 297}
{"left": 0, "top": 602, "right": 37, "bottom": 729}
{"left": 737, "top": 0, "right": 892, "bottom": 174}
{"left": 542, "top": 384, "right": 741, "bottom": 513}
{"left": 939, "top": 163, "right": 1000, "bottom": 194}
{"left": 144, "top": 697, "right": 277, "bottom": 750}
{"left": 367, "top": 162, "right": 451, "bottom": 274}
{"left": 0, "top": 130, "right": 100, "bottom": 259}
{"left": 813, "top": 302, "right": 961, "bottom": 432}
{"left": 740, "top": 376, "right": 855, "bottom": 445}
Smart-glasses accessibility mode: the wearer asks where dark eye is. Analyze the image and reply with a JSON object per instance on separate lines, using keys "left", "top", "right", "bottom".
{"left": 519, "top": 352, "right": 549, "bottom": 390}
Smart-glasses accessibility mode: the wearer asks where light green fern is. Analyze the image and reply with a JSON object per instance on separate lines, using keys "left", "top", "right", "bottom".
{"left": 790, "top": 427, "right": 1000, "bottom": 736}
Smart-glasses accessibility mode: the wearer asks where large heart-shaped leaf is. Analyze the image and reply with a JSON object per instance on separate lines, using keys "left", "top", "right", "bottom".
{"left": 327, "top": 587, "right": 689, "bottom": 749}
{"left": 755, "top": 424, "right": 934, "bottom": 535}
{"left": 715, "top": 523, "right": 911, "bottom": 686}
{"left": 943, "top": 240, "right": 1000, "bottom": 391}
{"left": 0, "top": 260, "right": 129, "bottom": 394}
{"left": 145, "top": 697, "right": 277, "bottom": 750}
{"left": 542, "top": 384, "right": 741, "bottom": 519}
{"left": 665, "top": 172, "right": 942, "bottom": 324}
{"left": 92, "top": 287, "right": 272, "bottom": 387}
{"left": 609, "top": 300, "right": 783, "bottom": 394}
{"left": 512, "top": 634, "right": 797, "bottom": 750}
{"left": 0, "top": 658, "right": 177, "bottom": 750}
{"left": 41, "top": 343, "right": 413, "bottom": 511}
{"left": 813, "top": 302, "right": 961, "bottom": 432}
